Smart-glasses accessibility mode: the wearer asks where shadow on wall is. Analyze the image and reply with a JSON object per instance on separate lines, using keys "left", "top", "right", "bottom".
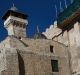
{"left": 17, "top": 52, "right": 25, "bottom": 75}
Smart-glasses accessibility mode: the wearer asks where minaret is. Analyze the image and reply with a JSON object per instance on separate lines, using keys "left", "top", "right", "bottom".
{"left": 2, "top": 4, "right": 28, "bottom": 39}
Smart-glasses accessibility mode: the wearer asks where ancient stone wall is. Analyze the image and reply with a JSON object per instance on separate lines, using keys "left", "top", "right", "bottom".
{"left": 0, "top": 36, "right": 71, "bottom": 75}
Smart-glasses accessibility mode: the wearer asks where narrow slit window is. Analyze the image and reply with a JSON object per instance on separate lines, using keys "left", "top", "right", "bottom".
{"left": 50, "top": 45, "right": 54, "bottom": 53}
{"left": 51, "top": 60, "right": 59, "bottom": 72}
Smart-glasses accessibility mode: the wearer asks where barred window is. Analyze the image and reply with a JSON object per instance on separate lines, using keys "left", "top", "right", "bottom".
{"left": 51, "top": 60, "right": 59, "bottom": 72}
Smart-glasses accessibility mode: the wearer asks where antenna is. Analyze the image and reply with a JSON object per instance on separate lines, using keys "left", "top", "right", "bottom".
{"left": 37, "top": 25, "right": 40, "bottom": 33}
{"left": 55, "top": 4, "right": 58, "bottom": 19}
{"left": 64, "top": 0, "right": 67, "bottom": 8}
{"left": 10, "top": 3, "right": 18, "bottom": 11}
{"left": 12, "top": 3, "right": 15, "bottom": 8}
{"left": 60, "top": 1, "right": 63, "bottom": 12}
{"left": 12, "top": 0, "right": 14, "bottom": 7}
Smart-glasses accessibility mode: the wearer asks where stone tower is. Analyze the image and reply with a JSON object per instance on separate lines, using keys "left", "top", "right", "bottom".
{"left": 2, "top": 5, "right": 28, "bottom": 38}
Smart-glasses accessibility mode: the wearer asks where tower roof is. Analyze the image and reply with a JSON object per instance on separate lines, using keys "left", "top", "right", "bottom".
{"left": 34, "top": 33, "right": 47, "bottom": 39}
{"left": 33, "top": 26, "right": 47, "bottom": 39}
{"left": 2, "top": 5, "right": 28, "bottom": 20}
{"left": 10, "top": 4, "right": 18, "bottom": 11}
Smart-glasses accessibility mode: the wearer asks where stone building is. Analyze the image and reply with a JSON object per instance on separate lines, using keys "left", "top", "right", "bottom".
{"left": 1, "top": 0, "right": 80, "bottom": 75}
{"left": 43, "top": 0, "right": 80, "bottom": 75}
{"left": 0, "top": 4, "right": 71, "bottom": 75}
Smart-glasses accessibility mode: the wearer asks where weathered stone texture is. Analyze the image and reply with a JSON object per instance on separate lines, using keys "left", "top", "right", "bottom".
{"left": 43, "top": 21, "right": 80, "bottom": 75}
{"left": 0, "top": 36, "right": 70, "bottom": 75}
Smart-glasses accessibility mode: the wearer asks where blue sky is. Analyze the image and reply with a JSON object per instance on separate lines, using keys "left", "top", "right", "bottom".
{"left": 0, "top": 0, "right": 72, "bottom": 41}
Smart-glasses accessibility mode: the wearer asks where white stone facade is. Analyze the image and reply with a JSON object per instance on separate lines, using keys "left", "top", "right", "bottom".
{"left": 43, "top": 21, "right": 62, "bottom": 40}
{"left": 43, "top": 21, "right": 80, "bottom": 75}
{"left": 4, "top": 16, "right": 28, "bottom": 38}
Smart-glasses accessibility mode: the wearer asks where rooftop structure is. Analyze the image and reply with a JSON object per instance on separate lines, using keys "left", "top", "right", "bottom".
{"left": 57, "top": 0, "right": 80, "bottom": 29}
{"left": 2, "top": 5, "right": 28, "bottom": 38}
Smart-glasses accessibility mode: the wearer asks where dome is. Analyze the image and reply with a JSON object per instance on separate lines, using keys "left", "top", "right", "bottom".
{"left": 34, "top": 33, "right": 47, "bottom": 39}
{"left": 10, "top": 4, "right": 18, "bottom": 11}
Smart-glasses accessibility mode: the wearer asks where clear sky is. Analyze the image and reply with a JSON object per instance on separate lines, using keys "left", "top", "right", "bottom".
{"left": 0, "top": 0, "right": 71, "bottom": 41}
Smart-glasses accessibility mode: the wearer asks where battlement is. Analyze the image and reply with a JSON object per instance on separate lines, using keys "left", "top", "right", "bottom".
{"left": 43, "top": 21, "right": 62, "bottom": 39}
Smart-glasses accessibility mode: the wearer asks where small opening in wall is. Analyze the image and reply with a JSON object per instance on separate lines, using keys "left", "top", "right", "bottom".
{"left": 23, "top": 24, "right": 26, "bottom": 28}
{"left": 20, "top": 24, "right": 22, "bottom": 27}
{"left": 19, "top": 37, "right": 21, "bottom": 40}
{"left": 50, "top": 45, "right": 54, "bottom": 53}
{"left": 16, "top": 22, "right": 19, "bottom": 27}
